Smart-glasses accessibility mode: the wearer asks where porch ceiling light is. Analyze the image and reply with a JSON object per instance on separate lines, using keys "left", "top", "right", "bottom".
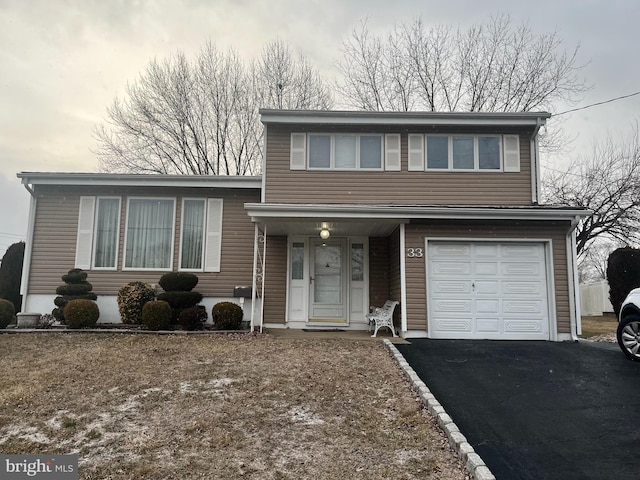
{"left": 320, "top": 228, "right": 330, "bottom": 240}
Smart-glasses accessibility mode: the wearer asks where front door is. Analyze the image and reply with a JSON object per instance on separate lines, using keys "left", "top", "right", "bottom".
{"left": 308, "top": 238, "right": 347, "bottom": 324}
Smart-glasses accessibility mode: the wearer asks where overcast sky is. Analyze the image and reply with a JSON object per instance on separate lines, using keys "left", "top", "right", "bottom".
{"left": 1, "top": 0, "right": 639, "bottom": 255}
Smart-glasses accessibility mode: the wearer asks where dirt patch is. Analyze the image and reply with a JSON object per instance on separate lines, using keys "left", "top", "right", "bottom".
{"left": 0, "top": 333, "right": 469, "bottom": 479}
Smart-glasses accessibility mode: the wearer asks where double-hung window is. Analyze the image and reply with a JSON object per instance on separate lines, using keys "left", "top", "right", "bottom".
{"left": 124, "top": 198, "right": 176, "bottom": 270}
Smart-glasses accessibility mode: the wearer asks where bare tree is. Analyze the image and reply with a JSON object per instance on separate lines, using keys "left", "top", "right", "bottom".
{"left": 96, "top": 40, "right": 332, "bottom": 175}
{"left": 578, "top": 239, "right": 620, "bottom": 283}
{"left": 542, "top": 127, "right": 640, "bottom": 255}
{"left": 335, "top": 15, "right": 587, "bottom": 113}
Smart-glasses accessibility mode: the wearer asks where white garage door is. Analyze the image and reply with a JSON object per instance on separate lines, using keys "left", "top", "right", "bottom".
{"left": 427, "top": 241, "right": 550, "bottom": 340}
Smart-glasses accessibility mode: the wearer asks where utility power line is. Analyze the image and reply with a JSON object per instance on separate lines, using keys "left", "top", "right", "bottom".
{"left": 553, "top": 90, "right": 640, "bottom": 117}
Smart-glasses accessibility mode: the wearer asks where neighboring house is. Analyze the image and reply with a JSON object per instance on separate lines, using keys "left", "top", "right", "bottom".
{"left": 18, "top": 109, "right": 589, "bottom": 340}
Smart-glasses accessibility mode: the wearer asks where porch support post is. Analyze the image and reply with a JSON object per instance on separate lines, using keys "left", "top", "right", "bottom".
{"left": 399, "top": 224, "right": 408, "bottom": 334}
{"left": 250, "top": 223, "right": 267, "bottom": 332}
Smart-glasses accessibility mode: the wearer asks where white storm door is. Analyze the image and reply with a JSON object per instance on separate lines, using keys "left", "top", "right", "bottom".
{"left": 309, "top": 238, "right": 347, "bottom": 323}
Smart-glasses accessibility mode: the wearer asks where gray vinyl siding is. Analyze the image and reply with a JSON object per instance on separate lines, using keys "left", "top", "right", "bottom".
{"left": 403, "top": 221, "right": 571, "bottom": 335}
{"left": 27, "top": 185, "right": 260, "bottom": 297}
{"left": 263, "top": 235, "right": 287, "bottom": 324}
{"left": 264, "top": 124, "right": 533, "bottom": 206}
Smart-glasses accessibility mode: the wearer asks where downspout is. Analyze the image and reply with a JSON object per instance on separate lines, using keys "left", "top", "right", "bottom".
{"left": 530, "top": 117, "right": 543, "bottom": 205}
{"left": 20, "top": 180, "right": 37, "bottom": 312}
{"left": 566, "top": 215, "right": 582, "bottom": 341}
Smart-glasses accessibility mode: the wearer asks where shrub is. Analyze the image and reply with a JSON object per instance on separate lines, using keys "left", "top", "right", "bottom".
{"left": 0, "top": 299, "right": 15, "bottom": 329}
{"left": 607, "top": 247, "right": 640, "bottom": 317}
{"left": 159, "top": 272, "right": 199, "bottom": 292}
{"left": 142, "top": 301, "right": 172, "bottom": 331}
{"left": 179, "top": 306, "right": 207, "bottom": 331}
{"left": 0, "top": 242, "right": 24, "bottom": 313}
{"left": 157, "top": 291, "right": 204, "bottom": 309}
{"left": 212, "top": 302, "right": 243, "bottom": 330}
{"left": 64, "top": 299, "right": 99, "bottom": 329}
{"left": 52, "top": 268, "right": 96, "bottom": 323}
{"left": 61, "top": 269, "right": 88, "bottom": 283}
{"left": 56, "top": 282, "right": 94, "bottom": 296}
{"left": 117, "top": 282, "right": 156, "bottom": 325}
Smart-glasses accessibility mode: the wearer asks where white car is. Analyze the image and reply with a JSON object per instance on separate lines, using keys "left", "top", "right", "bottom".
{"left": 617, "top": 287, "right": 640, "bottom": 360}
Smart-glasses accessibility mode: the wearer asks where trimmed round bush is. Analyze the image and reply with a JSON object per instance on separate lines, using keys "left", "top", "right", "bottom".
{"left": 159, "top": 272, "right": 199, "bottom": 292}
{"left": 212, "top": 302, "right": 243, "bottom": 330}
{"left": 117, "top": 282, "right": 156, "bottom": 325}
{"left": 64, "top": 299, "right": 99, "bottom": 329}
{"left": 179, "top": 306, "right": 207, "bottom": 331}
{"left": 61, "top": 269, "right": 88, "bottom": 283}
{"left": 0, "top": 299, "right": 15, "bottom": 329}
{"left": 56, "top": 282, "right": 94, "bottom": 296}
{"left": 157, "top": 291, "right": 203, "bottom": 309}
{"left": 142, "top": 300, "right": 172, "bottom": 331}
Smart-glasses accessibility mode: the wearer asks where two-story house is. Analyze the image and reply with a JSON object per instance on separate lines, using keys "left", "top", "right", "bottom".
{"left": 18, "top": 109, "right": 588, "bottom": 340}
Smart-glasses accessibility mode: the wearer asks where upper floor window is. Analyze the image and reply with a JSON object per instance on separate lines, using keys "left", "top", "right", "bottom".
{"left": 411, "top": 134, "right": 519, "bottom": 172}
{"left": 295, "top": 133, "right": 384, "bottom": 170}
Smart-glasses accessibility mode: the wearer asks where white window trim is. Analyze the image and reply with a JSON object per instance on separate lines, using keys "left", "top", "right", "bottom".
{"left": 91, "top": 196, "right": 121, "bottom": 271}
{"left": 179, "top": 198, "right": 206, "bottom": 272}
{"left": 306, "top": 133, "right": 385, "bottom": 171}
{"left": 123, "top": 197, "right": 176, "bottom": 272}
{"left": 423, "top": 134, "right": 505, "bottom": 172}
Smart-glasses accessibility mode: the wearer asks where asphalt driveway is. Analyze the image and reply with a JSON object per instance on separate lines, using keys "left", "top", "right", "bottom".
{"left": 396, "top": 339, "right": 640, "bottom": 480}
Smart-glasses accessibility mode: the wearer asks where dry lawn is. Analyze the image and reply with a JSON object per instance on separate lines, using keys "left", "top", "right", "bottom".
{"left": 580, "top": 314, "right": 618, "bottom": 339}
{"left": 0, "top": 333, "right": 469, "bottom": 479}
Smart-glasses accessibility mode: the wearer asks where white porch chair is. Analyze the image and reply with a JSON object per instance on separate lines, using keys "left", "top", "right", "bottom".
{"left": 367, "top": 300, "right": 399, "bottom": 337}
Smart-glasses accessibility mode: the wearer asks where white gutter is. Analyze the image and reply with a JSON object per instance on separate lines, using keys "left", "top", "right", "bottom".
{"left": 245, "top": 203, "right": 590, "bottom": 222}
{"left": 259, "top": 109, "right": 551, "bottom": 127}
{"left": 17, "top": 172, "right": 262, "bottom": 189}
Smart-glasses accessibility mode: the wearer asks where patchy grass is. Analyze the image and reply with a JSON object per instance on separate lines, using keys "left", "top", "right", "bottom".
{"left": 0, "top": 333, "right": 468, "bottom": 480}
{"left": 580, "top": 314, "right": 618, "bottom": 338}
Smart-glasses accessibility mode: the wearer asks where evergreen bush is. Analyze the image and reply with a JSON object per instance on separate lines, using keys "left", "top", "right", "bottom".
{"left": 607, "top": 247, "right": 640, "bottom": 317}
{"left": 159, "top": 272, "right": 199, "bottom": 292}
{"left": 142, "top": 300, "right": 172, "bottom": 331}
{"left": 212, "top": 301, "right": 243, "bottom": 330}
{"left": 179, "top": 306, "right": 207, "bottom": 331}
{"left": 0, "top": 299, "right": 15, "bottom": 329}
{"left": 117, "top": 281, "right": 156, "bottom": 325}
{"left": 0, "top": 242, "right": 24, "bottom": 313}
{"left": 52, "top": 268, "right": 97, "bottom": 323}
{"left": 64, "top": 299, "right": 99, "bottom": 329}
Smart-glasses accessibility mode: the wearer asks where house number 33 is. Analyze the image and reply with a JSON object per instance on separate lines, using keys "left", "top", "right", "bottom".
{"left": 406, "top": 248, "right": 424, "bottom": 258}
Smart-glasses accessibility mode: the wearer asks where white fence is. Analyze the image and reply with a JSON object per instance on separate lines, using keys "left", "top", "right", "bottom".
{"left": 580, "top": 280, "right": 614, "bottom": 316}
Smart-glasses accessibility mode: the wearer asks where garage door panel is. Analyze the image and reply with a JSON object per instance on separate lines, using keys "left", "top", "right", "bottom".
{"left": 504, "top": 318, "right": 544, "bottom": 333}
{"left": 503, "top": 300, "right": 544, "bottom": 314}
{"left": 427, "top": 241, "right": 549, "bottom": 340}
{"left": 475, "top": 262, "right": 499, "bottom": 276}
{"left": 502, "top": 262, "right": 542, "bottom": 276}
{"left": 475, "top": 280, "right": 499, "bottom": 294}
{"left": 432, "top": 299, "right": 472, "bottom": 313}
{"left": 431, "top": 244, "right": 471, "bottom": 257}
{"left": 432, "top": 280, "right": 472, "bottom": 295}
{"left": 433, "top": 317, "right": 472, "bottom": 332}
{"left": 476, "top": 299, "right": 500, "bottom": 313}
{"left": 476, "top": 318, "right": 500, "bottom": 333}
{"left": 503, "top": 281, "right": 543, "bottom": 295}
{"left": 431, "top": 261, "right": 471, "bottom": 276}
